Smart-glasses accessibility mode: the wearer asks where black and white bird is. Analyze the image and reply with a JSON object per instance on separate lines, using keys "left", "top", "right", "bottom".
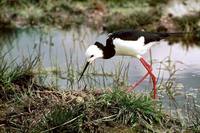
{"left": 79, "top": 29, "right": 185, "bottom": 99}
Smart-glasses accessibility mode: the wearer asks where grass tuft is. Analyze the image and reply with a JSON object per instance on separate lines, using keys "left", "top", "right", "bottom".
{"left": 31, "top": 89, "right": 177, "bottom": 132}
{"left": 0, "top": 56, "right": 39, "bottom": 100}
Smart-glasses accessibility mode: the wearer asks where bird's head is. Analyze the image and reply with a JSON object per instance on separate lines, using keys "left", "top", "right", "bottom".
{"left": 86, "top": 45, "right": 103, "bottom": 63}
{"left": 78, "top": 44, "right": 103, "bottom": 81}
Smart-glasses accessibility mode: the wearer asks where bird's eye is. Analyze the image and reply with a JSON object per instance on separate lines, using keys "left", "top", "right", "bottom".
{"left": 90, "top": 55, "right": 94, "bottom": 58}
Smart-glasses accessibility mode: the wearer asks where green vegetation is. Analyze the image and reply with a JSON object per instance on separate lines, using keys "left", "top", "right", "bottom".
{"left": 34, "top": 89, "right": 165, "bottom": 132}
{"left": 172, "top": 13, "right": 200, "bottom": 45}
{"left": 0, "top": 76, "right": 180, "bottom": 133}
{"left": 173, "top": 13, "right": 200, "bottom": 32}
{"left": 0, "top": 55, "right": 38, "bottom": 100}
{"left": 0, "top": 0, "right": 199, "bottom": 45}
{"left": 104, "top": 9, "right": 161, "bottom": 32}
{"left": 0, "top": 0, "right": 199, "bottom": 32}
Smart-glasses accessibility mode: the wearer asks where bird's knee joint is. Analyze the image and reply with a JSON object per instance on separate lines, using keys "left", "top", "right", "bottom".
{"left": 151, "top": 75, "right": 157, "bottom": 81}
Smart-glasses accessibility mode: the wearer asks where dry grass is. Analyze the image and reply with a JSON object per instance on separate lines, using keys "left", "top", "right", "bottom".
{"left": 0, "top": 85, "right": 183, "bottom": 133}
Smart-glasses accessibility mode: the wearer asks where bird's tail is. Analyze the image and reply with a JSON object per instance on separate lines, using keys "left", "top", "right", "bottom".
{"left": 167, "top": 32, "right": 193, "bottom": 36}
{"left": 144, "top": 32, "right": 194, "bottom": 49}
{"left": 157, "top": 31, "right": 198, "bottom": 37}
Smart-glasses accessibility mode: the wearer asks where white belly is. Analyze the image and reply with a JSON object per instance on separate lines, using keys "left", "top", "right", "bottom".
{"left": 113, "top": 37, "right": 153, "bottom": 58}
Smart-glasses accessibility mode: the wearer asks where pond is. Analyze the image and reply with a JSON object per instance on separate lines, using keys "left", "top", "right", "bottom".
{"left": 1, "top": 27, "right": 200, "bottom": 119}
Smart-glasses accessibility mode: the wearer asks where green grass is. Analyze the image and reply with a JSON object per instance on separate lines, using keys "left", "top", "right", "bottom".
{"left": 0, "top": 55, "right": 39, "bottom": 100}
{"left": 98, "top": 89, "right": 163, "bottom": 125}
{"left": 0, "top": 56, "right": 37, "bottom": 86}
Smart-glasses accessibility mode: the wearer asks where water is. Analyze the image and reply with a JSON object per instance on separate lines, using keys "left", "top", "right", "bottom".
{"left": 1, "top": 27, "right": 200, "bottom": 120}
{"left": 1, "top": 27, "right": 200, "bottom": 87}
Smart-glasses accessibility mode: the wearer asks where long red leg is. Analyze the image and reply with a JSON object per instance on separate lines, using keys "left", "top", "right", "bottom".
{"left": 127, "top": 58, "right": 153, "bottom": 93}
{"left": 127, "top": 58, "right": 153, "bottom": 92}
{"left": 140, "top": 57, "right": 157, "bottom": 99}
{"left": 127, "top": 72, "right": 149, "bottom": 92}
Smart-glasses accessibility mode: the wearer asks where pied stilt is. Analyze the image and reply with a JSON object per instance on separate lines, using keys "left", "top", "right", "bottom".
{"left": 79, "top": 29, "right": 185, "bottom": 99}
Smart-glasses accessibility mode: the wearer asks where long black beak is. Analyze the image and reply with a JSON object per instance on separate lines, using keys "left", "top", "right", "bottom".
{"left": 78, "top": 61, "right": 90, "bottom": 81}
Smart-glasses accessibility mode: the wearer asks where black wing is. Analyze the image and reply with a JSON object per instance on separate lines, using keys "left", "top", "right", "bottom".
{"left": 109, "top": 29, "right": 171, "bottom": 44}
